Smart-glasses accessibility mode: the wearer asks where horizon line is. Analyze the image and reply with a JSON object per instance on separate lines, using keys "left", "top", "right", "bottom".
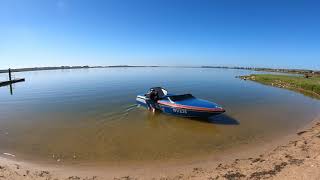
{"left": 0, "top": 65, "right": 319, "bottom": 74}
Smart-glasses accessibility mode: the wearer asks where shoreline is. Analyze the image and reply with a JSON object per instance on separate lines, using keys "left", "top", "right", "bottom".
{"left": 1, "top": 117, "right": 319, "bottom": 179}
{"left": 238, "top": 74, "right": 320, "bottom": 99}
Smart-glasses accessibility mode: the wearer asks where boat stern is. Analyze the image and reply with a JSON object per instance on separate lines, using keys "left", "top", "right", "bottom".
{"left": 136, "top": 94, "right": 148, "bottom": 108}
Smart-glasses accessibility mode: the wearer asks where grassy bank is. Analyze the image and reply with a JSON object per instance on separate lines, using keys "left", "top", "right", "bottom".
{"left": 239, "top": 74, "right": 320, "bottom": 98}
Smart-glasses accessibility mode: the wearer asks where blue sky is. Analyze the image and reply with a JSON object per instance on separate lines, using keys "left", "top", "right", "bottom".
{"left": 0, "top": 0, "right": 319, "bottom": 69}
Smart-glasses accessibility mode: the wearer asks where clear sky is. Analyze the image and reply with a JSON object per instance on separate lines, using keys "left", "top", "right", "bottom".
{"left": 0, "top": 0, "right": 319, "bottom": 69}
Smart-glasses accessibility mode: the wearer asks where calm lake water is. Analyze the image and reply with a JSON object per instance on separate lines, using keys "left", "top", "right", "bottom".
{"left": 0, "top": 68, "right": 320, "bottom": 164}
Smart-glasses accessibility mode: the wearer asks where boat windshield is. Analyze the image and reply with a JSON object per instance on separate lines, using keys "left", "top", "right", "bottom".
{"left": 169, "top": 94, "right": 194, "bottom": 101}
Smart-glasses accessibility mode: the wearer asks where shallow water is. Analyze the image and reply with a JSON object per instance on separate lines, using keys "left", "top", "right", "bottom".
{"left": 0, "top": 68, "right": 319, "bottom": 164}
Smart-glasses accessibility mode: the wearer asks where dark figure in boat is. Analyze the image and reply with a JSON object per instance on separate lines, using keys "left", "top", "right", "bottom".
{"left": 145, "top": 88, "right": 159, "bottom": 113}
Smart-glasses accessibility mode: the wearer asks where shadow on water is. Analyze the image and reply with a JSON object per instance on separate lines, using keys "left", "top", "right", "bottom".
{"left": 188, "top": 114, "right": 240, "bottom": 125}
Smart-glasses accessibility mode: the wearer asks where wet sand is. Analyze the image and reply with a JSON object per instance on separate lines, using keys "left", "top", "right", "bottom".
{"left": 1, "top": 117, "right": 319, "bottom": 180}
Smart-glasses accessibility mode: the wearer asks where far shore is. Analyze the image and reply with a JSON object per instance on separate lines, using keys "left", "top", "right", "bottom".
{"left": 0, "top": 65, "right": 163, "bottom": 74}
{"left": 0, "top": 65, "right": 319, "bottom": 75}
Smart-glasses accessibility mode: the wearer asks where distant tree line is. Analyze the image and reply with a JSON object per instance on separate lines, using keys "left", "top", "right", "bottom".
{"left": 201, "top": 66, "right": 320, "bottom": 76}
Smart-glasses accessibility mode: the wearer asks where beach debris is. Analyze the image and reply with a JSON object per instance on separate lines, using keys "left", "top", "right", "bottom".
{"left": 223, "top": 171, "right": 246, "bottom": 179}
{"left": 172, "top": 174, "right": 184, "bottom": 179}
{"left": 288, "top": 159, "right": 304, "bottom": 166}
{"left": 85, "top": 176, "right": 98, "bottom": 180}
{"left": 114, "top": 176, "right": 135, "bottom": 180}
{"left": 57, "top": 158, "right": 61, "bottom": 162}
{"left": 297, "top": 130, "right": 308, "bottom": 135}
{"left": 73, "top": 153, "right": 77, "bottom": 159}
{"left": 38, "top": 170, "right": 50, "bottom": 177}
{"left": 192, "top": 167, "right": 204, "bottom": 174}
{"left": 216, "top": 163, "right": 229, "bottom": 170}
{"left": 289, "top": 140, "right": 298, "bottom": 146}
{"left": 285, "top": 154, "right": 293, "bottom": 159}
{"left": 233, "top": 158, "right": 240, "bottom": 164}
{"left": 208, "top": 175, "right": 220, "bottom": 180}
{"left": 68, "top": 176, "right": 81, "bottom": 180}
{"left": 251, "top": 158, "right": 265, "bottom": 163}
{"left": 250, "top": 162, "right": 287, "bottom": 179}
{"left": 3, "top": 153, "right": 15, "bottom": 157}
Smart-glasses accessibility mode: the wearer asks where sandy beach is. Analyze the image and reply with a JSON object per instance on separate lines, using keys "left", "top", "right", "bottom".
{"left": 0, "top": 117, "right": 319, "bottom": 180}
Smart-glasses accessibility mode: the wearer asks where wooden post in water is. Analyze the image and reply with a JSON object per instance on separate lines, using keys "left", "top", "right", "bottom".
{"left": 8, "top": 68, "right": 13, "bottom": 95}
{"left": 9, "top": 84, "right": 13, "bottom": 95}
{"left": 8, "top": 68, "right": 12, "bottom": 81}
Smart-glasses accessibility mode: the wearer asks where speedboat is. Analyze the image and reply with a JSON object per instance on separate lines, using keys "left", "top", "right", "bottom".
{"left": 136, "top": 87, "right": 225, "bottom": 118}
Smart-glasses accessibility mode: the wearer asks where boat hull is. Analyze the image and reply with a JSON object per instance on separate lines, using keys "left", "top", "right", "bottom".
{"left": 158, "top": 104, "right": 224, "bottom": 117}
{"left": 136, "top": 95, "right": 225, "bottom": 118}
